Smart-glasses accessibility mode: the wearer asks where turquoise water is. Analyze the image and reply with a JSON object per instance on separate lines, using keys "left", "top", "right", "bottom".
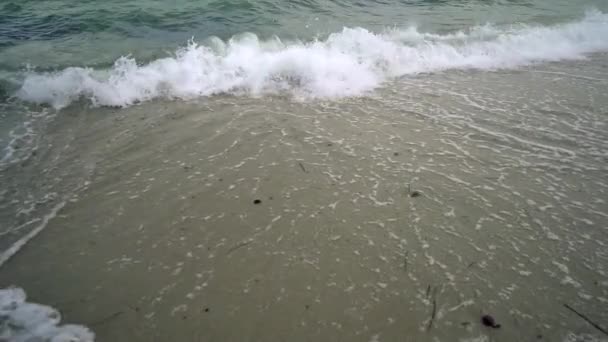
{"left": 1, "top": 1, "right": 608, "bottom": 341}
{"left": 0, "top": 1, "right": 606, "bottom": 109}
{"left": 1, "top": 0, "right": 607, "bottom": 71}
{"left": 0, "top": 0, "right": 606, "bottom": 109}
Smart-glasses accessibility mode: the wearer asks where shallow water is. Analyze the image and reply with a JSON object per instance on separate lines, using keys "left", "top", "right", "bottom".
{"left": 1, "top": 1, "right": 608, "bottom": 341}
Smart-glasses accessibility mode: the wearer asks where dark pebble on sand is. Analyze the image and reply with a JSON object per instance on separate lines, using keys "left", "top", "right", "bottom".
{"left": 410, "top": 191, "right": 421, "bottom": 198}
{"left": 204, "top": 308, "right": 210, "bottom": 312}
{"left": 393, "top": 152, "right": 399, "bottom": 156}
{"left": 253, "top": 199, "right": 262, "bottom": 205}
{"left": 481, "top": 315, "right": 501, "bottom": 328}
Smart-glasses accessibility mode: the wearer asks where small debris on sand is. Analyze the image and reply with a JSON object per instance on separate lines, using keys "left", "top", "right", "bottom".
{"left": 481, "top": 314, "right": 501, "bottom": 328}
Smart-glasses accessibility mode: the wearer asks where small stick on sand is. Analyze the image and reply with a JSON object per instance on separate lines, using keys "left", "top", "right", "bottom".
{"left": 298, "top": 162, "right": 307, "bottom": 173}
{"left": 427, "top": 288, "right": 437, "bottom": 331}
{"left": 90, "top": 311, "right": 124, "bottom": 326}
{"left": 564, "top": 304, "right": 608, "bottom": 336}
{"left": 227, "top": 240, "right": 253, "bottom": 255}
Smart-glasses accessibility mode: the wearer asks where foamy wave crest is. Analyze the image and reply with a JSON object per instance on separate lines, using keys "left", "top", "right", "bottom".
{"left": 17, "top": 10, "right": 608, "bottom": 108}
{"left": 0, "top": 287, "right": 95, "bottom": 341}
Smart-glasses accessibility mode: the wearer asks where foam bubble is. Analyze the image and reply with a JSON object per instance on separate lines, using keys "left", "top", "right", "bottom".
{"left": 0, "top": 287, "right": 95, "bottom": 342}
{"left": 0, "top": 120, "right": 34, "bottom": 169}
{"left": 16, "top": 10, "right": 608, "bottom": 109}
{"left": 563, "top": 332, "right": 608, "bottom": 342}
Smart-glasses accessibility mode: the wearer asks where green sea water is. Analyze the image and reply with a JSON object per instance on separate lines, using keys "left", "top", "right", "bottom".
{"left": 1, "top": 1, "right": 608, "bottom": 341}
{"left": 0, "top": 0, "right": 607, "bottom": 70}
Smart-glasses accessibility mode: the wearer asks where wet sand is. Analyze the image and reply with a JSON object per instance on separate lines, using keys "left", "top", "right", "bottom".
{"left": 1, "top": 59, "right": 608, "bottom": 341}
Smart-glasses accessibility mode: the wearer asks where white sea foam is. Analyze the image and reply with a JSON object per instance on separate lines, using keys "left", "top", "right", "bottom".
{"left": 0, "top": 287, "right": 94, "bottom": 342}
{"left": 0, "top": 201, "right": 66, "bottom": 267}
{"left": 0, "top": 121, "right": 34, "bottom": 170}
{"left": 563, "top": 333, "right": 608, "bottom": 342}
{"left": 16, "top": 10, "right": 608, "bottom": 108}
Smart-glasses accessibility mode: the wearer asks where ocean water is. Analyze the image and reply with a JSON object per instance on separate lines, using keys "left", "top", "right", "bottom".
{"left": 1, "top": 1, "right": 608, "bottom": 341}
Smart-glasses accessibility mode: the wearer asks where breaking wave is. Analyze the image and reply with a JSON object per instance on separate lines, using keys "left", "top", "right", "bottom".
{"left": 16, "top": 10, "right": 608, "bottom": 108}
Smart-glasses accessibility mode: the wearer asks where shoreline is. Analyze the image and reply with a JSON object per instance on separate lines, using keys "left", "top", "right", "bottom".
{"left": 2, "top": 67, "right": 607, "bottom": 340}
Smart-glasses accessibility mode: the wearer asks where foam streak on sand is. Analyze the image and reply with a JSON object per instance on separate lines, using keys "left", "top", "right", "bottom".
{"left": 16, "top": 10, "right": 608, "bottom": 108}
{"left": 0, "top": 201, "right": 66, "bottom": 267}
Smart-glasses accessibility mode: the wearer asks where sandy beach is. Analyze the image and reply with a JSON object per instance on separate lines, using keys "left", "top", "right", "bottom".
{"left": 2, "top": 58, "right": 608, "bottom": 340}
